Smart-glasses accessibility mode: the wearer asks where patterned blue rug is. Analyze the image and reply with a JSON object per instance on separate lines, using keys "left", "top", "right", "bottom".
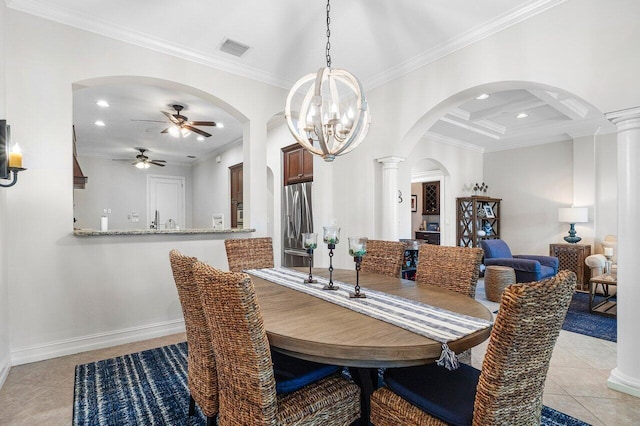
{"left": 562, "top": 292, "right": 617, "bottom": 342}
{"left": 73, "top": 342, "right": 590, "bottom": 425}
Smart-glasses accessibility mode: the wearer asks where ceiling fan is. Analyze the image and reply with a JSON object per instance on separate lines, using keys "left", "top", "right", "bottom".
{"left": 113, "top": 148, "right": 166, "bottom": 169}
{"left": 160, "top": 104, "right": 217, "bottom": 138}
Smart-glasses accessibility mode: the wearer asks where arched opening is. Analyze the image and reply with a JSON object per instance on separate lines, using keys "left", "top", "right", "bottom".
{"left": 399, "top": 81, "right": 613, "bottom": 251}
{"left": 72, "top": 76, "right": 248, "bottom": 231}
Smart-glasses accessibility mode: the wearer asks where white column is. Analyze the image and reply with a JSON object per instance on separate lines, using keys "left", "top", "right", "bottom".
{"left": 606, "top": 107, "right": 640, "bottom": 397}
{"left": 376, "top": 156, "right": 405, "bottom": 241}
{"left": 243, "top": 118, "right": 268, "bottom": 235}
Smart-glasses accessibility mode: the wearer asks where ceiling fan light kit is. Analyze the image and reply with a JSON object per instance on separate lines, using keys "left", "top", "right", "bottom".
{"left": 161, "top": 104, "right": 217, "bottom": 139}
{"left": 113, "top": 148, "right": 166, "bottom": 168}
{"left": 284, "top": 0, "right": 370, "bottom": 162}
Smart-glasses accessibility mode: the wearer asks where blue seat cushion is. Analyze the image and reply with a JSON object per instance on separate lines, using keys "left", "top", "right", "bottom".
{"left": 384, "top": 363, "right": 480, "bottom": 426}
{"left": 271, "top": 350, "right": 341, "bottom": 394}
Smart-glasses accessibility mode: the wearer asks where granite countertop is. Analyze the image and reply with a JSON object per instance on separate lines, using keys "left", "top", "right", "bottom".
{"left": 73, "top": 228, "right": 255, "bottom": 236}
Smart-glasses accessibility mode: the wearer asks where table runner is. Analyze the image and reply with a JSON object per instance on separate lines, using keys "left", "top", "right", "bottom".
{"left": 246, "top": 267, "right": 492, "bottom": 370}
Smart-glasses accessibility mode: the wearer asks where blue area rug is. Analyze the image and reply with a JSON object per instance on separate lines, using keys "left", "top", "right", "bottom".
{"left": 562, "top": 292, "right": 617, "bottom": 342}
{"left": 73, "top": 342, "right": 590, "bottom": 425}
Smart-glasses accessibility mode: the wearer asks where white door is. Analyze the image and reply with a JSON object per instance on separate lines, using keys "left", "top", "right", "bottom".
{"left": 147, "top": 175, "right": 185, "bottom": 229}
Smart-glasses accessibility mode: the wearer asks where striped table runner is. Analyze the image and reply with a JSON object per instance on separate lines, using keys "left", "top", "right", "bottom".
{"left": 246, "top": 267, "right": 492, "bottom": 370}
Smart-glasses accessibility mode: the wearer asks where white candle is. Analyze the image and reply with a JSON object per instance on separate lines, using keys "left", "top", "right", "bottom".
{"left": 604, "top": 247, "right": 613, "bottom": 257}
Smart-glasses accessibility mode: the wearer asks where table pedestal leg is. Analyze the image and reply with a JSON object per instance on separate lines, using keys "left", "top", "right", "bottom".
{"left": 348, "top": 367, "right": 379, "bottom": 426}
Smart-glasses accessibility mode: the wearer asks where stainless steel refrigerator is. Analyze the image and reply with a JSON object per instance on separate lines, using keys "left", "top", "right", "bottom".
{"left": 282, "top": 182, "right": 313, "bottom": 267}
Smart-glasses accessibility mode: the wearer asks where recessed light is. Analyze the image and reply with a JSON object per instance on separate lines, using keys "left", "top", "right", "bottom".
{"left": 197, "top": 136, "right": 205, "bottom": 141}
{"left": 96, "top": 100, "right": 110, "bottom": 107}
{"left": 516, "top": 113, "right": 528, "bottom": 119}
{"left": 476, "top": 93, "right": 490, "bottom": 100}
{"left": 217, "top": 123, "right": 224, "bottom": 128}
{"left": 94, "top": 120, "right": 106, "bottom": 126}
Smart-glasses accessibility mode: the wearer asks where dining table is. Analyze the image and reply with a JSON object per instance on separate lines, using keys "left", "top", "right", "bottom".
{"left": 250, "top": 267, "right": 494, "bottom": 425}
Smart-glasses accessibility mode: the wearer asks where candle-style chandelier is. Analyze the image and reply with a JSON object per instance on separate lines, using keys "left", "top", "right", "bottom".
{"left": 284, "top": 0, "right": 371, "bottom": 162}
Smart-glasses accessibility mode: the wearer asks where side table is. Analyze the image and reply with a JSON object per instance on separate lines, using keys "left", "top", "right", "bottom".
{"left": 589, "top": 274, "right": 617, "bottom": 317}
{"left": 549, "top": 243, "right": 591, "bottom": 291}
{"left": 484, "top": 265, "right": 516, "bottom": 302}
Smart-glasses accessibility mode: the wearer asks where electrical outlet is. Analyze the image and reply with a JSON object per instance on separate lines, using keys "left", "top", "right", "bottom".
{"left": 107, "top": 209, "right": 112, "bottom": 214}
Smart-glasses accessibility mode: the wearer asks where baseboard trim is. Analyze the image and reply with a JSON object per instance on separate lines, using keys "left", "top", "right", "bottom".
{"left": 0, "top": 352, "right": 11, "bottom": 390}
{"left": 608, "top": 368, "right": 640, "bottom": 398}
{"left": 10, "top": 319, "right": 186, "bottom": 366}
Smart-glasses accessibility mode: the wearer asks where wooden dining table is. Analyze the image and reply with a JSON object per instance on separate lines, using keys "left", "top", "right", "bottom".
{"left": 251, "top": 267, "right": 493, "bottom": 424}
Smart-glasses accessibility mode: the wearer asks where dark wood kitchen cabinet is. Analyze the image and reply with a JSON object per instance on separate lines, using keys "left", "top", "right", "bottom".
{"left": 230, "top": 163, "right": 243, "bottom": 228}
{"left": 282, "top": 143, "right": 313, "bottom": 185}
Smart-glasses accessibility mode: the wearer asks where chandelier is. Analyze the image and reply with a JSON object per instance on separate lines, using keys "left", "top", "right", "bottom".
{"left": 284, "top": 0, "right": 370, "bottom": 162}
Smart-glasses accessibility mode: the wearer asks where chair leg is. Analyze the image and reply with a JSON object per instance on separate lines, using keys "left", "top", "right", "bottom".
{"left": 188, "top": 395, "right": 195, "bottom": 416}
{"left": 206, "top": 415, "right": 216, "bottom": 426}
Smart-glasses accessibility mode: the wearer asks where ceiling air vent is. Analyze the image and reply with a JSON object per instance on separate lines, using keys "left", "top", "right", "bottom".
{"left": 219, "top": 38, "right": 250, "bottom": 57}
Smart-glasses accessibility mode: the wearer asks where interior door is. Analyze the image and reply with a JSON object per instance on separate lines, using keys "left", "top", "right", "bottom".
{"left": 147, "top": 175, "right": 185, "bottom": 229}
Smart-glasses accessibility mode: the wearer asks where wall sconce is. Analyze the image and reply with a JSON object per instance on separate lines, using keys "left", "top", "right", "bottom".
{"left": 0, "top": 120, "right": 27, "bottom": 188}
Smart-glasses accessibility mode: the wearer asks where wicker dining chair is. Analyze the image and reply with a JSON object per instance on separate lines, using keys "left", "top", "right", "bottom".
{"left": 169, "top": 250, "right": 219, "bottom": 426}
{"left": 370, "top": 270, "right": 576, "bottom": 426}
{"left": 224, "top": 237, "right": 274, "bottom": 272}
{"left": 360, "top": 240, "right": 406, "bottom": 278}
{"left": 415, "top": 245, "right": 484, "bottom": 298}
{"left": 193, "top": 261, "right": 361, "bottom": 425}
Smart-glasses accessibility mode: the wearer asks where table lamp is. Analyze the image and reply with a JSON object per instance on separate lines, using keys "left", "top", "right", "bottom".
{"left": 558, "top": 207, "right": 588, "bottom": 244}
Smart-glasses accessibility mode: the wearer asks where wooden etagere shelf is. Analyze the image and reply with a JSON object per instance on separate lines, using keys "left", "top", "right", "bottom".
{"left": 456, "top": 196, "right": 502, "bottom": 248}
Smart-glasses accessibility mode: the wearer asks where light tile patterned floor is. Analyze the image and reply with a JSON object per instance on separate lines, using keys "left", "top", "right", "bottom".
{"left": 0, "top": 282, "right": 638, "bottom": 425}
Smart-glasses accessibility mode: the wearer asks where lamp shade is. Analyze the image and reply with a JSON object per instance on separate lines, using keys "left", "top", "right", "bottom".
{"left": 558, "top": 207, "right": 588, "bottom": 223}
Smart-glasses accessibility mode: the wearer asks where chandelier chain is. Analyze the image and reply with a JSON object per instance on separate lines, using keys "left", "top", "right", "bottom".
{"left": 326, "top": 0, "right": 331, "bottom": 68}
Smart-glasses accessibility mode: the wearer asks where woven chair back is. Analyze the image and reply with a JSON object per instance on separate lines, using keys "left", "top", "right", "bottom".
{"left": 360, "top": 240, "right": 406, "bottom": 278}
{"left": 168, "top": 250, "right": 218, "bottom": 417}
{"left": 193, "top": 261, "right": 278, "bottom": 425}
{"left": 224, "top": 237, "right": 275, "bottom": 272}
{"left": 473, "top": 270, "right": 576, "bottom": 425}
{"left": 415, "top": 245, "right": 483, "bottom": 298}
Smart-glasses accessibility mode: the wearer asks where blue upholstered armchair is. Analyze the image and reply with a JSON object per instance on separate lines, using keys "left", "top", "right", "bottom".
{"left": 480, "top": 239, "right": 559, "bottom": 283}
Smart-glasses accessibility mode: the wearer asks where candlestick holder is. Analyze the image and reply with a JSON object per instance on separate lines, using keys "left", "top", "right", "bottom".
{"left": 604, "top": 254, "right": 613, "bottom": 276}
{"left": 348, "top": 237, "right": 367, "bottom": 298}
{"left": 0, "top": 167, "right": 27, "bottom": 188}
{"left": 323, "top": 226, "right": 340, "bottom": 290}
{"left": 302, "top": 232, "right": 318, "bottom": 283}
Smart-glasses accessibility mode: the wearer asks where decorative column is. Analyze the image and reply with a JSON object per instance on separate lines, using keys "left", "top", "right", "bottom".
{"left": 376, "top": 156, "right": 405, "bottom": 241}
{"left": 606, "top": 107, "right": 640, "bottom": 397}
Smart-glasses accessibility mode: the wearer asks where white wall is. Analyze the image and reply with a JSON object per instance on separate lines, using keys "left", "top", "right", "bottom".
{"left": 74, "top": 157, "right": 194, "bottom": 230}
{"left": 3, "top": 9, "right": 286, "bottom": 365}
{"left": 191, "top": 142, "right": 243, "bottom": 229}
{"left": 483, "top": 140, "right": 574, "bottom": 255}
{"left": 0, "top": 0, "right": 10, "bottom": 388}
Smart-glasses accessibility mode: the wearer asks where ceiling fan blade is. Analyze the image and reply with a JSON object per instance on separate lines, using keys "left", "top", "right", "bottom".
{"left": 112, "top": 158, "right": 133, "bottom": 162}
{"left": 162, "top": 110, "right": 180, "bottom": 124}
{"left": 131, "top": 119, "right": 166, "bottom": 123}
{"left": 183, "top": 124, "right": 212, "bottom": 138}
{"left": 190, "top": 121, "right": 217, "bottom": 127}
{"left": 152, "top": 159, "right": 167, "bottom": 163}
{"left": 160, "top": 127, "right": 170, "bottom": 134}
{"left": 149, "top": 161, "right": 166, "bottom": 167}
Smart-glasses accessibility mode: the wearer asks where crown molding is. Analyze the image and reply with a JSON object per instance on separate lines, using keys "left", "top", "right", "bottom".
{"left": 7, "top": 0, "right": 291, "bottom": 89}
{"left": 364, "top": 0, "right": 568, "bottom": 89}
{"left": 423, "top": 131, "right": 485, "bottom": 153}
{"left": 8, "top": 0, "right": 566, "bottom": 91}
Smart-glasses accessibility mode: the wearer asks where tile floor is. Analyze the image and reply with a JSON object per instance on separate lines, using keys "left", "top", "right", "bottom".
{"left": 0, "top": 282, "right": 638, "bottom": 425}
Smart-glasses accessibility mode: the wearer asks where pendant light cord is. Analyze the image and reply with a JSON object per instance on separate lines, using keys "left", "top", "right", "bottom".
{"left": 326, "top": 0, "right": 332, "bottom": 68}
